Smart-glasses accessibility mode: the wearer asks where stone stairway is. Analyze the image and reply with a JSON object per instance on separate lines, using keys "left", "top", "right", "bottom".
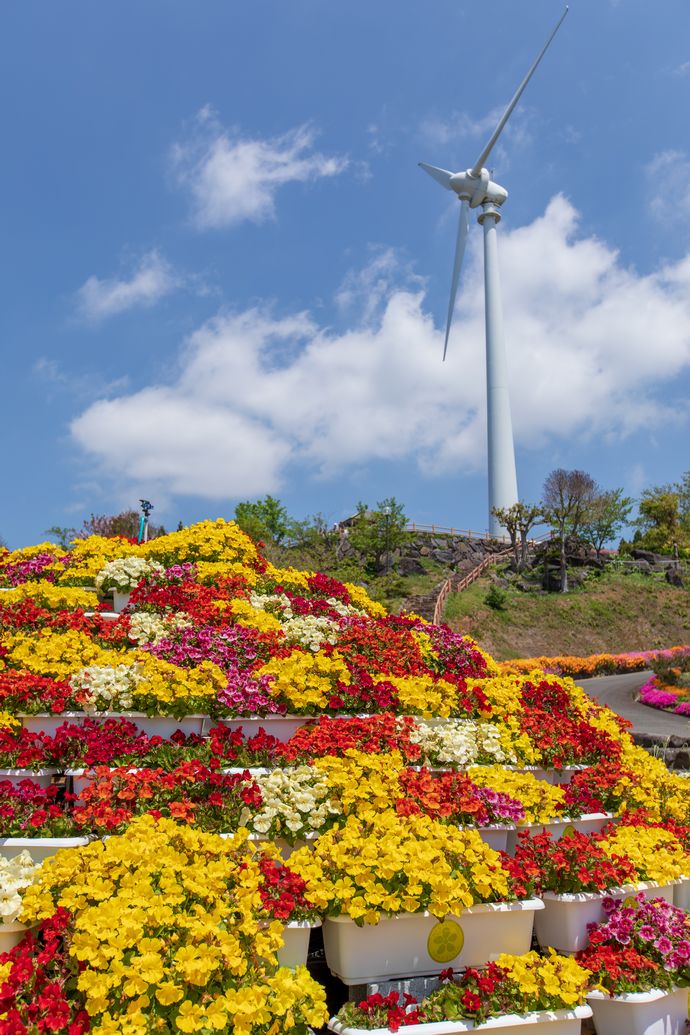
{"left": 400, "top": 582, "right": 445, "bottom": 621}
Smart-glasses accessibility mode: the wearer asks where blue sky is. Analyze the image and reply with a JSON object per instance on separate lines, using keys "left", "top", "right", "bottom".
{"left": 4, "top": 0, "right": 690, "bottom": 548}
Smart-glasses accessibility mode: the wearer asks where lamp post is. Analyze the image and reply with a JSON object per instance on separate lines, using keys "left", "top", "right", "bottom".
{"left": 382, "top": 506, "right": 392, "bottom": 575}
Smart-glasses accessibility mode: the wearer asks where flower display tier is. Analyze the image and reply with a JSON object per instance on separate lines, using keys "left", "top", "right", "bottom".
{"left": 328, "top": 1007, "right": 594, "bottom": 1035}
{"left": 1, "top": 519, "right": 689, "bottom": 1032}
{"left": 321, "top": 901, "right": 543, "bottom": 984}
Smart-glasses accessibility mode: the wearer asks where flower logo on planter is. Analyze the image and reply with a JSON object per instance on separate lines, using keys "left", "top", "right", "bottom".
{"left": 623, "top": 895, "right": 640, "bottom": 909}
{"left": 427, "top": 919, "right": 464, "bottom": 963}
{"left": 561, "top": 824, "right": 576, "bottom": 838}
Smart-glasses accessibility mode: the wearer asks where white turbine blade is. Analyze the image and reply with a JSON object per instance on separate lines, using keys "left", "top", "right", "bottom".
{"left": 443, "top": 199, "right": 470, "bottom": 362}
{"left": 419, "top": 162, "right": 454, "bottom": 190}
{"left": 470, "top": 6, "right": 568, "bottom": 177}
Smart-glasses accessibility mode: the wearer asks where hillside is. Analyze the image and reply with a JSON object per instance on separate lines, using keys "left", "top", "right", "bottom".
{"left": 443, "top": 571, "right": 690, "bottom": 661}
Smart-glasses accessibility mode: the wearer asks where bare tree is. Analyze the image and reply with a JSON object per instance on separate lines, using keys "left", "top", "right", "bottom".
{"left": 542, "top": 469, "right": 598, "bottom": 592}
{"left": 492, "top": 502, "right": 544, "bottom": 571}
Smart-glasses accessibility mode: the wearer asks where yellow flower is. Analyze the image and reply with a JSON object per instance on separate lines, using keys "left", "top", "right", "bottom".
{"left": 155, "top": 982, "right": 184, "bottom": 1006}
{"left": 258, "top": 649, "right": 351, "bottom": 710}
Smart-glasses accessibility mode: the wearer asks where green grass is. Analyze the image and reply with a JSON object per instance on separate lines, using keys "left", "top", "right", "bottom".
{"left": 443, "top": 569, "right": 690, "bottom": 661}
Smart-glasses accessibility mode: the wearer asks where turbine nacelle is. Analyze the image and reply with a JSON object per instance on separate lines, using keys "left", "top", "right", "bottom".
{"left": 448, "top": 168, "right": 508, "bottom": 208}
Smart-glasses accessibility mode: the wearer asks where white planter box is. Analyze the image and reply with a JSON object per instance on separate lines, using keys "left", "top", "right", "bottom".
{"left": 219, "top": 715, "right": 312, "bottom": 742}
{"left": 0, "top": 836, "right": 89, "bottom": 864}
{"left": 0, "top": 768, "right": 58, "bottom": 789}
{"left": 65, "top": 768, "right": 94, "bottom": 796}
{"left": 672, "top": 875, "right": 690, "bottom": 910}
{"left": 0, "top": 921, "right": 30, "bottom": 955}
{"left": 509, "top": 766, "right": 586, "bottom": 786}
{"left": 235, "top": 831, "right": 319, "bottom": 860}
{"left": 102, "top": 713, "right": 208, "bottom": 738}
{"left": 535, "top": 880, "right": 678, "bottom": 954}
{"left": 587, "top": 986, "right": 688, "bottom": 1035}
{"left": 221, "top": 767, "right": 271, "bottom": 777}
{"left": 460, "top": 825, "right": 514, "bottom": 853}
{"left": 22, "top": 712, "right": 208, "bottom": 738}
{"left": 505, "top": 813, "right": 614, "bottom": 855}
{"left": 328, "top": 1005, "right": 593, "bottom": 1034}
{"left": 322, "top": 899, "right": 543, "bottom": 985}
{"left": 112, "top": 590, "right": 131, "bottom": 613}
{"left": 277, "top": 920, "right": 321, "bottom": 969}
{"left": 19, "top": 713, "right": 87, "bottom": 735}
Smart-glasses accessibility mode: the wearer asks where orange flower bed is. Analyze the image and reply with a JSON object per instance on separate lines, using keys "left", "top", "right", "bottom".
{"left": 499, "top": 645, "right": 690, "bottom": 679}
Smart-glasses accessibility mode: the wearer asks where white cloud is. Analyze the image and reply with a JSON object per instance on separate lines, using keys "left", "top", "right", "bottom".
{"left": 645, "top": 150, "right": 690, "bottom": 221}
{"left": 75, "top": 250, "right": 178, "bottom": 323}
{"left": 672, "top": 60, "right": 690, "bottom": 77}
{"left": 172, "top": 108, "right": 348, "bottom": 228}
{"left": 71, "top": 195, "right": 690, "bottom": 502}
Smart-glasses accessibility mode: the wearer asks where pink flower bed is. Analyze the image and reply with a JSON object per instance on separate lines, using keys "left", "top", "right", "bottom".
{"left": 638, "top": 676, "right": 690, "bottom": 716}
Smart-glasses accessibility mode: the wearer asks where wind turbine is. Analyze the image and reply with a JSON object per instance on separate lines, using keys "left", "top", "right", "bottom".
{"left": 420, "top": 7, "right": 568, "bottom": 536}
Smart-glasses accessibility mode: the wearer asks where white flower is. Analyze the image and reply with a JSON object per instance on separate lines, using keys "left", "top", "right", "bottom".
{"left": 127, "top": 610, "right": 191, "bottom": 646}
{"left": 250, "top": 766, "right": 339, "bottom": 839}
{"left": 0, "top": 852, "right": 40, "bottom": 925}
{"left": 409, "top": 719, "right": 515, "bottom": 767}
{"left": 70, "top": 663, "right": 144, "bottom": 712}
{"left": 95, "top": 557, "right": 164, "bottom": 593}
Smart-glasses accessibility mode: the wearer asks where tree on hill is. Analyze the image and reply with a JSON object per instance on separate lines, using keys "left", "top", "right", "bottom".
{"left": 542, "top": 469, "right": 598, "bottom": 593}
{"left": 491, "top": 502, "right": 544, "bottom": 571}
{"left": 47, "top": 511, "right": 166, "bottom": 547}
{"left": 580, "top": 488, "right": 634, "bottom": 561}
{"left": 348, "top": 497, "right": 408, "bottom": 574}
{"left": 632, "top": 484, "right": 686, "bottom": 556}
{"left": 233, "top": 495, "right": 293, "bottom": 546}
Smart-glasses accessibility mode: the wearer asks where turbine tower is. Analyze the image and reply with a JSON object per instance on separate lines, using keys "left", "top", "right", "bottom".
{"left": 420, "top": 7, "right": 568, "bottom": 536}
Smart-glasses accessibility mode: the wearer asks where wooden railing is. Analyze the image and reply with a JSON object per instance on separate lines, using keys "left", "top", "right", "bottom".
{"left": 406, "top": 523, "right": 551, "bottom": 546}
{"left": 406, "top": 523, "right": 510, "bottom": 543}
{"left": 432, "top": 547, "right": 514, "bottom": 625}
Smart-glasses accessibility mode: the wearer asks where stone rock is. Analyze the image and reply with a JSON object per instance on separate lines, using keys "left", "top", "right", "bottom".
{"left": 397, "top": 557, "right": 426, "bottom": 577}
{"left": 631, "top": 548, "right": 675, "bottom": 568}
{"left": 666, "top": 567, "right": 685, "bottom": 587}
{"left": 419, "top": 545, "right": 430, "bottom": 557}
{"left": 431, "top": 549, "right": 455, "bottom": 565}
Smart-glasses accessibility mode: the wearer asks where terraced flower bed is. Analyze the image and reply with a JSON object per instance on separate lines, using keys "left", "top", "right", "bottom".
{"left": 0, "top": 521, "right": 688, "bottom": 1033}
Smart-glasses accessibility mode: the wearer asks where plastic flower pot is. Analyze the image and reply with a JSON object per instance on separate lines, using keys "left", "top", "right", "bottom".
{"left": 0, "top": 921, "right": 31, "bottom": 955}
{"left": 504, "top": 813, "right": 615, "bottom": 855}
{"left": 277, "top": 920, "right": 322, "bottom": 969}
{"left": 0, "top": 837, "right": 90, "bottom": 864}
{"left": 535, "top": 880, "right": 679, "bottom": 954}
{"left": 328, "top": 1005, "right": 593, "bottom": 1034}
{"left": 0, "top": 769, "right": 58, "bottom": 789}
{"left": 322, "top": 899, "right": 544, "bottom": 985}
{"left": 112, "top": 590, "right": 131, "bottom": 613}
{"left": 19, "top": 713, "right": 88, "bottom": 736}
{"left": 587, "top": 986, "right": 688, "bottom": 1035}
{"left": 219, "top": 715, "right": 313, "bottom": 742}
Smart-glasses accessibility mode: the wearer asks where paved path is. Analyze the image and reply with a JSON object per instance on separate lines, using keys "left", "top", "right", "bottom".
{"left": 576, "top": 671, "right": 690, "bottom": 739}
